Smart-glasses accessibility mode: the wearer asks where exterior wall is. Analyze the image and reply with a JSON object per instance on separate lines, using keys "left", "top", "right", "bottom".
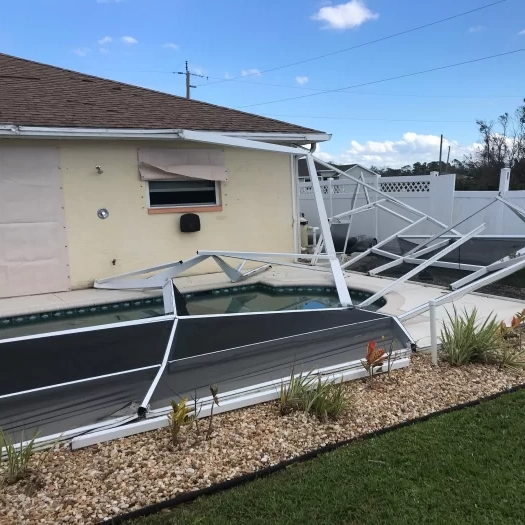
{"left": 5, "top": 139, "right": 295, "bottom": 290}
{"left": 62, "top": 140, "right": 295, "bottom": 288}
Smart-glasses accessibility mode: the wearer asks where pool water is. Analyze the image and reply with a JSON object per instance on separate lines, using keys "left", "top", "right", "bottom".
{"left": 0, "top": 285, "right": 384, "bottom": 340}
{"left": 186, "top": 291, "right": 340, "bottom": 316}
{"left": 185, "top": 286, "right": 383, "bottom": 316}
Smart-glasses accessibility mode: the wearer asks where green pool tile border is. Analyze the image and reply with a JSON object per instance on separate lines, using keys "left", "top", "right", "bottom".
{"left": 0, "top": 284, "right": 385, "bottom": 330}
{"left": 0, "top": 296, "right": 165, "bottom": 330}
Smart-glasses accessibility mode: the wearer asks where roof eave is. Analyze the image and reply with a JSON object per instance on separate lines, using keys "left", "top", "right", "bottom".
{"left": 0, "top": 125, "right": 331, "bottom": 145}
{"left": 0, "top": 126, "right": 311, "bottom": 155}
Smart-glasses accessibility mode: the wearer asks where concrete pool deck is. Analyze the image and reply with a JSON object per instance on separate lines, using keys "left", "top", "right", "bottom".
{"left": 0, "top": 265, "right": 523, "bottom": 347}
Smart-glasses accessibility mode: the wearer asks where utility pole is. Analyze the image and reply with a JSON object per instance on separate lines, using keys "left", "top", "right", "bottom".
{"left": 176, "top": 61, "right": 206, "bottom": 99}
{"left": 445, "top": 145, "right": 451, "bottom": 174}
{"left": 438, "top": 134, "right": 444, "bottom": 175}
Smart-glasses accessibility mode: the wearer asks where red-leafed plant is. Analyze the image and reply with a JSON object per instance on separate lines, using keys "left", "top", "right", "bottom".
{"left": 361, "top": 340, "right": 386, "bottom": 386}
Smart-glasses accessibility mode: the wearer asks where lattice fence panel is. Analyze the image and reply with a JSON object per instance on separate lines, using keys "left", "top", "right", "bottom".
{"left": 379, "top": 181, "right": 430, "bottom": 193}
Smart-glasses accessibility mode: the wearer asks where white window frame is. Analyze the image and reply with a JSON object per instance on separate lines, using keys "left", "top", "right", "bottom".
{"left": 146, "top": 179, "right": 221, "bottom": 209}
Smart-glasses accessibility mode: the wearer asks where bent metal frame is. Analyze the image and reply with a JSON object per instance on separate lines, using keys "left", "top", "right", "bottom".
{"left": 1, "top": 130, "right": 413, "bottom": 453}
{"left": 303, "top": 159, "right": 525, "bottom": 313}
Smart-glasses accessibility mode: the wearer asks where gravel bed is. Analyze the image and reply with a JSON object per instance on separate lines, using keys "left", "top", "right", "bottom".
{"left": 1, "top": 355, "right": 524, "bottom": 525}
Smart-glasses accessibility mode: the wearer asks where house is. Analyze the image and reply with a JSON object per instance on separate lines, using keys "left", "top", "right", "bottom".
{"left": 297, "top": 159, "right": 379, "bottom": 181}
{"left": 0, "top": 53, "right": 330, "bottom": 299}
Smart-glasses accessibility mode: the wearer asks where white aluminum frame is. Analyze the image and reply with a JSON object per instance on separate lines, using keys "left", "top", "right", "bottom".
{"left": 399, "top": 255, "right": 525, "bottom": 322}
{"left": 358, "top": 224, "right": 486, "bottom": 307}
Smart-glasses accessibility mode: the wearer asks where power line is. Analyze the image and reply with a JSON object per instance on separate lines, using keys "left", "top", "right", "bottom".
{"left": 198, "top": 76, "right": 523, "bottom": 99}
{"left": 238, "top": 48, "right": 525, "bottom": 109}
{"left": 256, "top": 114, "right": 474, "bottom": 123}
{"left": 78, "top": 67, "right": 522, "bottom": 100}
{"left": 197, "top": 0, "right": 508, "bottom": 86}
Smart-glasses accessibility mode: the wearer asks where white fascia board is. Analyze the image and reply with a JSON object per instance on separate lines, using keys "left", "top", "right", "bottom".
{"left": 177, "top": 130, "right": 305, "bottom": 154}
{"left": 219, "top": 131, "right": 332, "bottom": 144}
{"left": 0, "top": 126, "right": 183, "bottom": 140}
{"left": 0, "top": 126, "right": 329, "bottom": 148}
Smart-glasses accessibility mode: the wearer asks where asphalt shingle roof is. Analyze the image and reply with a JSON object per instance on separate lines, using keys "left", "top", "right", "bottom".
{"left": 0, "top": 53, "right": 323, "bottom": 134}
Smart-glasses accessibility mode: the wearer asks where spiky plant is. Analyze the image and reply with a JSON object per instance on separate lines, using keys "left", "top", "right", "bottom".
{"left": 167, "top": 398, "right": 194, "bottom": 446}
{"left": 440, "top": 306, "right": 502, "bottom": 366}
{"left": 0, "top": 428, "right": 38, "bottom": 485}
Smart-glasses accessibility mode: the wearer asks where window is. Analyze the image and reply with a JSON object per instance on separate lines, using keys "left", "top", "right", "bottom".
{"left": 148, "top": 180, "right": 219, "bottom": 208}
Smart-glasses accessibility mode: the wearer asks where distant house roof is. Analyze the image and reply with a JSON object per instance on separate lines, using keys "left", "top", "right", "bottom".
{"left": 0, "top": 53, "right": 324, "bottom": 135}
{"left": 298, "top": 159, "right": 381, "bottom": 178}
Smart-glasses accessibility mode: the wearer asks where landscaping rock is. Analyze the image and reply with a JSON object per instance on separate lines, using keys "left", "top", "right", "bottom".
{"left": 1, "top": 355, "right": 524, "bottom": 524}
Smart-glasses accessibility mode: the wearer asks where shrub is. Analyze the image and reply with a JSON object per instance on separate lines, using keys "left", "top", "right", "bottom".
{"left": 440, "top": 306, "right": 502, "bottom": 366}
{"left": 0, "top": 428, "right": 38, "bottom": 485}
{"left": 305, "top": 377, "right": 349, "bottom": 421}
{"left": 167, "top": 398, "right": 194, "bottom": 446}
{"left": 493, "top": 309, "right": 525, "bottom": 370}
{"left": 279, "top": 370, "right": 351, "bottom": 421}
{"left": 279, "top": 369, "right": 316, "bottom": 416}
{"left": 360, "top": 340, "right": 387, "bottom": 385}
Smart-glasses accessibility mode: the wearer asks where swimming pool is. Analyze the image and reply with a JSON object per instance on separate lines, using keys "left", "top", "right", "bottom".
{"left": 184, "top": 283, "right": 384, "bottom": 315}
{"left": 0, "top": 284, "right": 385, "bottom": 339}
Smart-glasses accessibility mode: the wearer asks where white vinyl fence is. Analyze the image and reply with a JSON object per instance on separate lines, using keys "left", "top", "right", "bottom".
{"left": 299, "top": 169, "right": 525, "bottom": 243}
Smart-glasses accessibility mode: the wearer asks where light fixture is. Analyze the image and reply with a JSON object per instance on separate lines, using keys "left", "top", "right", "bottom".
{"left": 96, "top": 166, "right": 103, "bottom": 174}
{"left": 97, "top": 208, "right": 109, "bottom": 219}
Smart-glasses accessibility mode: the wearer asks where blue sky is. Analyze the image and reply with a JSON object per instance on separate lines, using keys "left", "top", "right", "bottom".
{"left": 1, "top": 0, "right": 524, "bottom": 167}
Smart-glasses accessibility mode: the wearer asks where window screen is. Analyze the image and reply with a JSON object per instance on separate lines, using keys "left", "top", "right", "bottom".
{"left": 148, "top": 180, "right": 218, "bottom": 207}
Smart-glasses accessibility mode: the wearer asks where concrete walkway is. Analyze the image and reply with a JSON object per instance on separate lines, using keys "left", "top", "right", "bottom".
{"left": 0, "top": 265, "right": 523, "bottom": 347}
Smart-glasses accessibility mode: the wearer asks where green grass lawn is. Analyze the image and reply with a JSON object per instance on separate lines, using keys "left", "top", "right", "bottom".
{"left": 132, "top": 390, "right": 525, "bottom": 525}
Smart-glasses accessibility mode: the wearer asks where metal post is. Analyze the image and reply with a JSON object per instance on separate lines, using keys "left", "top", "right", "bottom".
{"left": 306, "top": 154, "right": 353, "bottom": 306}
{"left": 429, "top": 300, "right": 438, "bottom": 365}
{"left": 342, "top": 178, "right": 361, "bottom": 255}
{"left": 328, "top": 177, "right": 334, "bottom": 218}
{"left": 438, "top": 134, "right": 443, "bottom": 175}
{"left": 499, "top": 167, "right": 511, "bottom": 194}
{"left": 185, "top": 61, "right": 190, "bottom": 99}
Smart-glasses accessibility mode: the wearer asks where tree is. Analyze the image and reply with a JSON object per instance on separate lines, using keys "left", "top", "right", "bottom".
{"left": 460, "top": 99, "right": 525, "bottom": 190}
{"left": 366, "top": 98, "right": 525, "bottom": 190}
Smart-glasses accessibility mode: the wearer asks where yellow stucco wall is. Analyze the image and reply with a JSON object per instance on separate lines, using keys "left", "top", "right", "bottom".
{"left": 53, "top": 140, "right": 295, "bottom": 288}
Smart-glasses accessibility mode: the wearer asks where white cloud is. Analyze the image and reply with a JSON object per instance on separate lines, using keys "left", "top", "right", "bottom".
{"left": 224, "top": 72, "right": 233, "bottom": 79}
{"left": 241, "top": 68, "right": 261, "bottom": 77}
{"left": 519, "top": 29, "right": 525, "bottom": 35}
{"left": 312, "top": 0, "right": 379, "bottom": 30}
{"left": 121, "top": 36, "right": 138, "bottom": 45}
{"left": 98, "top": 36, "right": 112, "bottom": 45}
{"left": 73, "top": 47, "right": 91, "bottom": 57}
{"left": 468, "top": 25, "right": 484, "bottom": 33}
{"left": 190, "top": 66, "right": 206, "bottom": 76}
{"left": 296, "top": 76, "right": 309, "bottom": 85}
{"left": 320, "top": 132, "right": 482, "bottom": 168}
{"left": 162, "top": 42, "right": 179, "bottom": 51}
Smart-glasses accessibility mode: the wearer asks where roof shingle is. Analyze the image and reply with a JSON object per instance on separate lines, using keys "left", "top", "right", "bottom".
{"left": 0, "top": 54, "right": 323, "bottom": 134}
